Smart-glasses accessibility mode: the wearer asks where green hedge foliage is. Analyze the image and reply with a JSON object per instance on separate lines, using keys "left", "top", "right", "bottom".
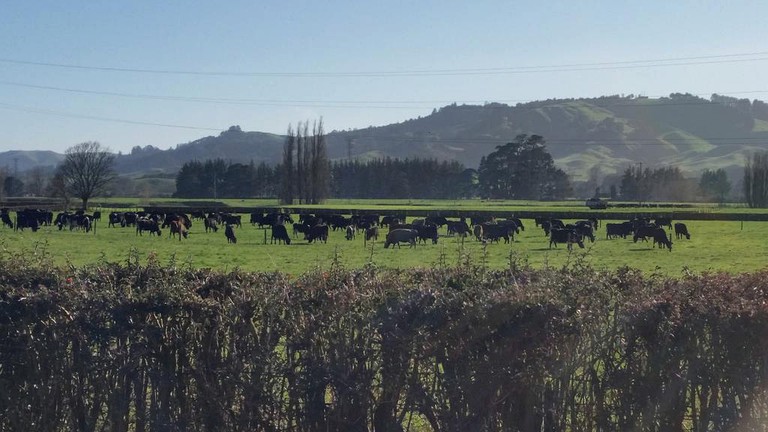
{"left": 1, "top": 252, "right": 768, "bottom": 431}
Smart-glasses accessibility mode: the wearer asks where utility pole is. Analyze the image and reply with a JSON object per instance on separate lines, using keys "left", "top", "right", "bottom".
{"left": 346, "top": 137, "right": 354, "bottom": 159}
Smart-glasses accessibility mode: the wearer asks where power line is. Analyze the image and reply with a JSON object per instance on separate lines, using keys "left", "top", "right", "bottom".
{"left": 1, "top": 51, "right": 768, "bottom": 77}
{"left": 2, "top": 79, "right": 768, "bottom": 109}
{"left": 0, "top": 102, "right": 222, "bottom": 131}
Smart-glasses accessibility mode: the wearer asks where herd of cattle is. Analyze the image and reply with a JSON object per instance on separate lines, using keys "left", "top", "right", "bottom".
{"left": 1, "top": 208, "right": 690, "bottom": 252}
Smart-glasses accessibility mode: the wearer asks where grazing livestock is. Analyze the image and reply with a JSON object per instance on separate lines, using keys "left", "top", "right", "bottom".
{"left": 225, "top": 224, "right": 237, "bottom": 244}
{"left": 415, "top": 224, "right": 439, "bottom": 244}
{"left": 365, "top": 226, "right": 379, "bottom": 242}
{"left": 169, "top": 220, "right": 188, "bottom": 241}
{"left": 136, "top": 218, "right": 162, "bottom": 236}
{"left": 571, "top": 221, "right": 596, "bottom": 243}
{"left": 345, "top": 225, "right": 356, "bottom": 241}
{"left": 606, "top": 222, "right": 632, "bottom": 239}
{"left": 653, "top": 228, "right": 673, "bottom": 251}
{"left": 222, "top": 214, "right": 242, "bottom": 228}
{"left": 425, "top": 216, "right": 448, "bottom": 227}
{"left": 384, "top": 229, "right": 418, "bottom": 249}
{"left": 1, "top": 209, "right": 13, "bottom": 229}
{"left": 108, "top": 212, "right": 124, "bottom": 228}
{"left": 633, "top": 224, "right": 657, "bottom": 243}
{"left": 446, "top": 220, "right": 470, "bottom": 237}
{"left": 549, "top": 229, "right": 585, "bottom": 251}
{"left": 381, "top": 215, "right": 405, "bottom": 227}
{"left": 481, "top": 223, "right": 514, "bottom": 243}
{"left": 654, "top": 217, "right": 673, "bottom": 230}
{"left": 674, "top": 223, "right": 691, "bottom": 240}
{"left": 293, "top": 223, "right": 310, "bottom": 238}
{"left": 305, "top": 225, "right": 329, "bottom": 244}
{"left": 204, "top": 217, "right": 219, "bottom": 233}
{"left": 473, "top": 224, "right": 483, "bottom": 241}
{"left": 271, "top": 224, "right": 291, "bottom": 245}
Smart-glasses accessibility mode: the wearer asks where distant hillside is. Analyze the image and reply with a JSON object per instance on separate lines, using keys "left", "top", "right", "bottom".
{"left": 0, "top": 150, "right": 63, "bottom": 172}
{"left": 4, "top": 94, "right": 768, "bottom": 182}
{"left": 113, "top": 125, "right": 284, "bottom": 175}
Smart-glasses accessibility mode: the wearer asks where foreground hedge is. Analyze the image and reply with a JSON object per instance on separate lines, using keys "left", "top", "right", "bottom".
{"left": 1, "top": 253, "right": 768, "bottom": 431}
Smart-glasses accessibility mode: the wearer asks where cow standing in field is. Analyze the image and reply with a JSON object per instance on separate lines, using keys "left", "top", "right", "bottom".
{"left": 204, "top": 217, "right": 219, "bottom": 233}
{"left": 271, "top": 224, "right": 291, "bottom": 245}
{"left": 365, "top": 226, "right": 379, "bottom": 243}
{"left": 549, "top": 229, "right": 585, "bottom": 251}
{"left": 674, "top": 223, "right": 691, "bottom": 240}
{"left": 345, "top": 225, "right": 356, "bottom": 241}
{"left": 653, "top": 228, "right": 673, "bottom": 251}
{"left": 136, "top": 218, "right": 162, "bottom": 236}
{"left": 225, "top": 224, "right": 237, "bottom": 244}
{"left": 384, "top": 229, "right": 418, "bottom": 249}
{"left": 305, "top": 225, "right": 329, "bottom": 244}
{"left": 1, "top": 209, "right": 13, "bottom": 229}
{"left": 170, "top": 220, "right": 188, "bottom": 241}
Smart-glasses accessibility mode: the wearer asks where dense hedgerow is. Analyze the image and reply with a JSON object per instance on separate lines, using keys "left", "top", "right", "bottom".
{"left": 1, "top": 250, "right": 767, "bottom": 431}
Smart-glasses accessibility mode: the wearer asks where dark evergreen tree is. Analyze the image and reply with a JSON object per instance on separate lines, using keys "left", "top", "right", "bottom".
{"left": 477, "top": 134, "right": 571, "bottom": 199}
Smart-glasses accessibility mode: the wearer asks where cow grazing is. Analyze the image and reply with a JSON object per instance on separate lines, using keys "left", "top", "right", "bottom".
{"left": 653, "top": 228, "right": 673, "bottom": 251}
{"left": 222, "top": 214, "right": 242, "bottom": 228}
{"left": 305, "top": 225, "right": 329, "bottom": 244}
{"left": 654, "top": 217, "right": 673, "bottom": 230}
{"left": 415, "top": 224, "right": 439, "bottom": 244}
{"left": 481, "top": 223, "right": 514, "bottom": 244}
{"left": 365, "top": 226, "right": 379, "bottom": 242}
{"left": 271, "top": 224, "right": 291, "bottom": 245}
{"left": 204, "top": 217, "right": 219, "bottom": 233}
{"left": 136, "top": 218, "right": 162, "bottom": 236}
{"left": 225, "top": 224, "right": 237, "bottom": 244}
{"left": 345, "top": 225, "right": 356, "bottom": 241}
{"left": 1, "top": 210, "right": 13, "bottom": 229}
{"left": 633, "top": 224, "right": 657, "bottom": 243}
{"left": 606, "top": 222, "right": 632, "bottom": 239}
{"left": 169, "top": 220, "right": 188, "bottom": 241}
{"left": 674, "top": 223, "right": 691, "bottom": 240}
{"left": 549, "top": 229, "right": 585, "bottom": 251}
{"left": 473, "top": 224, "right": 483, "bottom": 241}
{"left": 446, "top": 220, "right": 470, "bottom": 237}
{"left": 425, "top": 216, "right": 448, "bottom": 227}
{"left": 384, "top": 229, "right": 418, "bottom": 249}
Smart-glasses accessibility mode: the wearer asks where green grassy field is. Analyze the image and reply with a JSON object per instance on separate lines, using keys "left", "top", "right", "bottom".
{"left": 2, "top": 214, "right": 767, "bottom": 276}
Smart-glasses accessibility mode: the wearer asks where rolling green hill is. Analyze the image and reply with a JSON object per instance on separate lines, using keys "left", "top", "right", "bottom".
{"left": 4, "top": 94, "right": 768, "bottom": 181}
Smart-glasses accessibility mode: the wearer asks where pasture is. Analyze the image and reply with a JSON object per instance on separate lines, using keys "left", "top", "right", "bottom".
{"left": 0, "top": 212, "right": 765, "bottom": 275}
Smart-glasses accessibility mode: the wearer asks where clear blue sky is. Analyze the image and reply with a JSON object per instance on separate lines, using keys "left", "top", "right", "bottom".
{"left": 1, "top": 1, "right": 767, "bottom": 154}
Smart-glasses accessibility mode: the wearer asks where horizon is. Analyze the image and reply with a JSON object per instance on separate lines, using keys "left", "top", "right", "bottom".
{"left": 2, "top": 1, "right": 768, "bottom": 154}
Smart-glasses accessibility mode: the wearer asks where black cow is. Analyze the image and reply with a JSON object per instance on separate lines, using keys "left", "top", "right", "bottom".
{"left": 1, "top": 209, "right": 13, "bottom": 229}
{"left": 415, "top": 224, "right": 439, "bottom": 244}
{"left": 653, "top": 228, "right": 673, "bottom": 251}
{"left": 674, "top": 223, "right": 691, "bottom": 240}
{"left": 108, "top": 212, "right": 124, "bottom": 228}
{"left": 271, "top": 224, "right": 291, "bottom": 245}
{"left": 225, "top": 224, "right": 237, "bottom": 244}
{"left": 633, "top": 224, "right": 657, "bottom": 243}
{"left": 365, "top": 226, "right": 379, "bottom": 242}
{"left": 654, "top": 217, "right": 673, "bottom": 230}
{"left": 606, "top": 222, "right": 632, "bottom": 239}
{"left": 425, "top": 216, "right": 448, "bottom": 227}
{"left": 122, "top": 212, "right": 138, "bottom": 227}
{"left": 384, "top": 229, "right": 418, "bottom": 249}
{"left": 136, "top": 218, "right": 162, "bottom": 236}
{"left": 446, "top": 220, "right": 470, "bottom": 237}
{"left": 381, "top": 215, "right": 406, "bottom": 227}
{"left": 306, "top": 225, "right": 329, "bottom": 244}
{"left": 204, "top": 217, "right": 219, "bottom": 233}
{"left": 571, "top": 221, "right": 595, "bottom": 243}
{"left": 549, "top": 229, "right": 585, "bottom": 251}
{"left": 222, "top": 214, "right": 242, "bottom": 228}
{"left": 481, "top": 223, "right": 514, "bottom": 243}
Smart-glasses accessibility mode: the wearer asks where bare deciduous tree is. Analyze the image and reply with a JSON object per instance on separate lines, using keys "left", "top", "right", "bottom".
{"left": 59, "top": 141, "right": 116, "bottom": 209}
